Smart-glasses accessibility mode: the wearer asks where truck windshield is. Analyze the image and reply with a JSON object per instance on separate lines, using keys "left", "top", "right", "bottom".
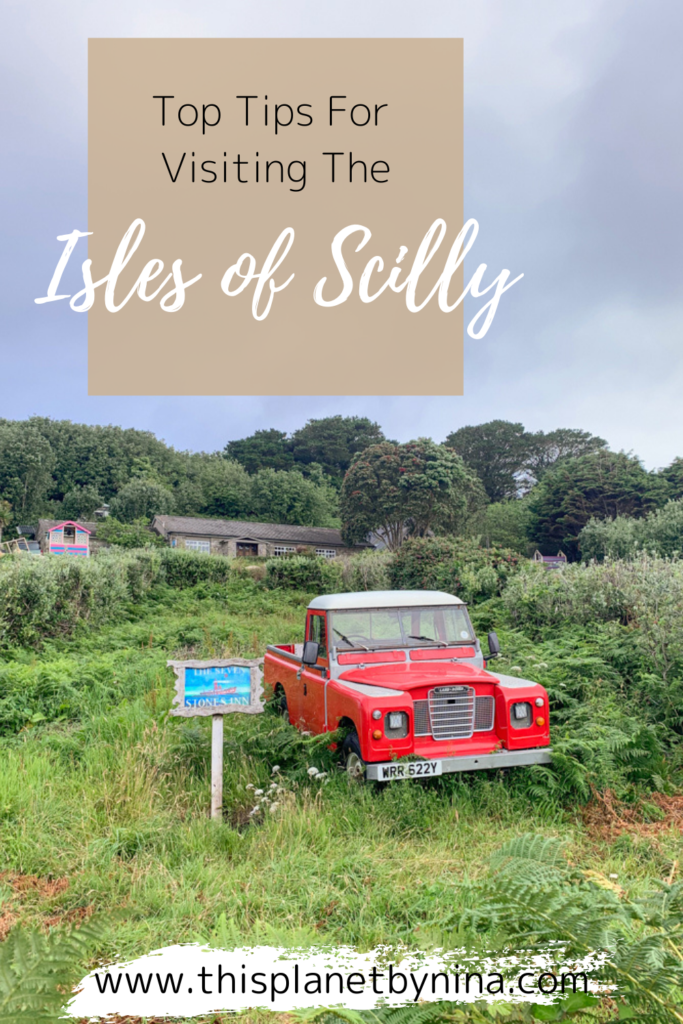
{"left": 330, "top": 605, "right": 474, "bottom": 650}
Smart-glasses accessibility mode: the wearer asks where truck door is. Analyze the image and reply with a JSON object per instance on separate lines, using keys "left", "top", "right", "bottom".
{"left": 301, "top": 611, "right": 329, "bottom": 733}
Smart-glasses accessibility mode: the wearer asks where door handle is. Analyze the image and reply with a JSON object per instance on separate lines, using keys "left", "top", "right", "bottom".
{"left": 304, "top": 682, "right": 308, "bottom": 696}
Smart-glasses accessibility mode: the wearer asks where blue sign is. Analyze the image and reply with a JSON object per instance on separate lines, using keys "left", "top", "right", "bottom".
{"left": 183, "top": 665, "right": 252, "bottom": 708}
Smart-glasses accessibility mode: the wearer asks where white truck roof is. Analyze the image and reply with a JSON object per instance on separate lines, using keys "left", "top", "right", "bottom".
{"left": 308, "top": 590, "right": 465, "bottom": 610}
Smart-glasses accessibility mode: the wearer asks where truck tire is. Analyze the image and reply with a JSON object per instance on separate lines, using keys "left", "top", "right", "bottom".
{"left": 342, "top": 732, "right": 366, "bottom": 781}
{"left": 271, "top": 684, "right": 289, "bottom": 721}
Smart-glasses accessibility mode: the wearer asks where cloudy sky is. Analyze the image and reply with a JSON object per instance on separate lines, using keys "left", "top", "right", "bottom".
{"left": 1, "top": 0, "right": 681, "bottom": 467}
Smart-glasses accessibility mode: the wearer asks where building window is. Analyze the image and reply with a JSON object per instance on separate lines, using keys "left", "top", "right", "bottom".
{"left": 63, "top": 525, "right": 76, "bottom": 544}
{"left": 273, "top": 545, "right": 296, "bottom": 556}
{"left": 315, "top": 548, "right": 337, "bottom": 559}
{"left": 170, "top": 538, "right": 177, "bottom": 547}
{"left": 185, "top": 539, "right": 211, "bottom": 553}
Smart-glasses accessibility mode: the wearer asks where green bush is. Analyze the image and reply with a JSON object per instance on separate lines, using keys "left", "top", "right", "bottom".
{"left": 0, "top": 547, "right": 234, "bottom": 647}
{"left": 579, "top": 497, "right": 683, "bottom": 561}
{"left": 265, "top": 554, "right": 343, "bottom": 592}
{"left": 95, "top": 516, "right": 165, "bottom": 549}
{"left": 0, "top": 553, "right": 133, "bottom": 647}
{"left": 503, "top": 555, "right": 683, "bottom": 684}
{"left": 339, "top": 549, "right": 393, "bottom": 591}
{"left": 388, "top": 536, "right": 522, "bottom": 603}
{"left": 158, "top": 547, "right": 233, "bottom": 588}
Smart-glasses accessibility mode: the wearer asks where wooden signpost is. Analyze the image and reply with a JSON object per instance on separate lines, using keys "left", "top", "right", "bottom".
{"left": 168, "top": 658, "right": 264, "bottom": 821}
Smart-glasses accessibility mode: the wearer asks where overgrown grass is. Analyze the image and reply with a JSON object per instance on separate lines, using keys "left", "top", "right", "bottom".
{"left": 2, "top": 570, "right": 683, "bottom": 1020}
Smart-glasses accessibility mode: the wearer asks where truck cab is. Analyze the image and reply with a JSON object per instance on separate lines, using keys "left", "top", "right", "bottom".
{"left": 264, "top": 590, "right": 551, "bottom": 781}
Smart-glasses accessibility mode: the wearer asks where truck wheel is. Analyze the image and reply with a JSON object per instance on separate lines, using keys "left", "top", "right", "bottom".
{"left": 342, "top": 732, "right": 366, "bottom": 781}
{"left": 274, "top": 685, "right": 288, "bottom": 721}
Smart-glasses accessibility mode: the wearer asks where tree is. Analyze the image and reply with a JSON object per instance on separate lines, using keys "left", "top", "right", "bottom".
{"left": 523, "top": 427, "right": 608, "bottom": 484}
{"left": 61, "top": 485, "right": 104, "bottom": 521}
{"left": 223, "top": 429, "right": 294, "bottom": 474}
{"left": 248, "top": 468, "right": 340, "bottom": 527}
{"left": 661, "top": 456, "right": 683, "bottom": 499}
{"left": 0, "top": 421, "right": 55, "bottom": 522}
{"left": 0, "top": 499, "right": 11, "bottom": 543}
{"left": 527, "top": 450, "right": 669, "bottom": 560}
{"left": 445, "top": 473, "right": 490, "bottom": 538}
{"left": 96, "top": 517, "right": 165, "bottom": 549}
{"left": 108, "top": 479, "right": 175, "bottom": 522}
{"left": 23, "top": 417, "right": 184, "bottom": 499}
{"left": 399, "top": 439, "right": 475, "bottom": 537}
{"left": 444, "top": 421, "right": 529, "bottom": 501}
{"left": 340, "top": 439, "right": 474, "bottom": 550}
{"left": 444, "top": 420, "right": 608, "bottom": 500}
{"left": 224, "top": 416, "right": 386, "bottom": 485}
{"left": 174, "top": 455, "right": 253, "bottom": 518}
{"left": 290, "top": 415, "right": 385, "bottom": 484}
{"left": 482, "top": 498, "right": 533, "bottom": 555}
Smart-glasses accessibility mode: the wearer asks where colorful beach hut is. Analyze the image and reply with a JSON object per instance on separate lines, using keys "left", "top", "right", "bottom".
{"left": 45, "top": 521, "right": 91, "bottom": 557}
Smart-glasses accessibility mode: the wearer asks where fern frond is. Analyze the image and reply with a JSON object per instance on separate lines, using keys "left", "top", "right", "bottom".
{"left": 0, "top": 918, "right": 104, "bottom": 1023}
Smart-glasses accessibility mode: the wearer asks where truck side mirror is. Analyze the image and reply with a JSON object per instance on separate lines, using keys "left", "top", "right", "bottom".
{"left": 487, "top": 631, "right": 501, "bottom": 658}
{"left": 302, "top": 640, "right": 320, "bottom": 666}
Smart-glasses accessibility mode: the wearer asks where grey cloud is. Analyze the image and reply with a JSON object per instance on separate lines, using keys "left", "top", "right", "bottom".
{"left": 0, "top": 0, "right": 681, "bottom": 468}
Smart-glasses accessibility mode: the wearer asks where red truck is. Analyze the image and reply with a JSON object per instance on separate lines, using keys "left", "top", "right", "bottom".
{"left": 264, "top": 590, "right": 551, "bottom": 781}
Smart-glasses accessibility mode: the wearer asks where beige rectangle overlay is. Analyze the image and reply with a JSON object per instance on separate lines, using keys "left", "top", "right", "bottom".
{"left": 88, "top": 39, "right": 463, "bottom": 396}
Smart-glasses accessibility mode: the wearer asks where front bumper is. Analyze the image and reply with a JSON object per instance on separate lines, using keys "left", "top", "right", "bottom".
{"left": 364, "top": 746, "right": 552, "bottom": 781}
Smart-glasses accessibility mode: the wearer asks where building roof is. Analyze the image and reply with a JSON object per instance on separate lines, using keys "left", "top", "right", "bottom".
{"left": 534, "top": 550, "right": 567, "bottom": 561}
{"left": 37, "top": 519, "right": 97, "bottom": 540}
{"left": 308, "top": 590, "right": 465, "bottom": 610}
{"left": 151, "top": 515, "right": 369, "bottom": 548}
{"left": 50, "top": 520, "right": 92, "bottom": 535}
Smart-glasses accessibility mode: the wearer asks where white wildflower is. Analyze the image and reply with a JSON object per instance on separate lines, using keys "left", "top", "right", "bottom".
{"left": 246, "top": 783, "right": 255, "bottom": 790}
{"left": 307, "top": 766, "right": 319, "bottom": 777}
{"left": 254, "top": 788, "right": 264, "bottom": 796}
{"left": 271, "top": 765, "right": 281, "bottom": 774}
{"left": 269, "top": 803, "right": 279, "bottom": 813}
{"left": 315, "top": 772, "right": 328, "bottom": 780}
{"left": 609, "top": 873, "right": 618, "bottom": 879}
{"left": 511, "top": 666, "right": 522, "bottom": 672}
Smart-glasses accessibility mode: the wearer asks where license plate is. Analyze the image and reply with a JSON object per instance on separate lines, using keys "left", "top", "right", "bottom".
{"left": 377, "top": 760, "right": 442, "bottom": 780}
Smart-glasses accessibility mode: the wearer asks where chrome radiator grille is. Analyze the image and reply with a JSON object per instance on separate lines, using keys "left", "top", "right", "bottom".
{"left": 474, "top": 695, "right": 495, "bottom": 732}
{"left": 428, "top": 685, "right": 475, "bottom": 740}
{"left": 413, "top": 692, "right": 495, "bottom": 739}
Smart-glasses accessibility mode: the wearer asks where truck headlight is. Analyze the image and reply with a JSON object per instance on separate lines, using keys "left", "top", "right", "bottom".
{"left": 535, "top": 697, "right": 544, "bottom": 708}
{"left": 511, "top": 702, "right": 532, "bottom": 729}
{"left": 385, "top": 711, "right": 408, "bottom": 738}
{"left": 372, "top": 709, "right": 382, "bottom": 720}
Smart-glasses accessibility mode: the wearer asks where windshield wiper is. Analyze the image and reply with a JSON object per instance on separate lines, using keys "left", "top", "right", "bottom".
{"left": 333, "top": 628, "right": 369, "bottom": 651}
{"left": 408, "top": 634, "right": 449, "bottom": 647}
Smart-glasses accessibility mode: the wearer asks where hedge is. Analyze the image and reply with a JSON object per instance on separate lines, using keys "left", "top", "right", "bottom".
{"left": 388, "top": 537, "right": 521, "bottom": 604}
{"left": 265, "top": 555, "right": 343, "bottom": 592}
{"left": 0, "top": 547, "right": 236, "bottom": 648}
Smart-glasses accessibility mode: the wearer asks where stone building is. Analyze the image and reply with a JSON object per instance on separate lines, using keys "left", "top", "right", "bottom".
{"left": 151, "top": 515, "right": 370, "bottom": 558}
